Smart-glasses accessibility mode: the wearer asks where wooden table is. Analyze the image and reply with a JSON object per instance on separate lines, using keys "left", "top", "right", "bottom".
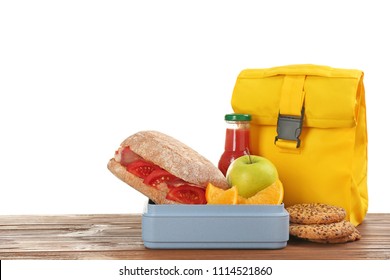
{"left": 0, "top": 213, "right": 389, "bottom": 260}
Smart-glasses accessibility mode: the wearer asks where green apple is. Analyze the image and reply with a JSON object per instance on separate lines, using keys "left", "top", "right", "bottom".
{"left": 226, "top": 155, "right": 278, "bottom": 198}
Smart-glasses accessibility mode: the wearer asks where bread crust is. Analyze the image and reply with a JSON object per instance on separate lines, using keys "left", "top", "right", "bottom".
{"left": 107, "top": 159, "right": 178, "bottom": 204}
{"left": 120, "top": 130, "right": 228, "bottom": 189}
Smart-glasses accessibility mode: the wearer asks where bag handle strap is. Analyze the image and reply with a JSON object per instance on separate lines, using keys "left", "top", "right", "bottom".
{"left": 279, "top": 75, "right": 306, "bottom": 115}
{"left": 274, "top": 75, "right": 306, "bottom": 149}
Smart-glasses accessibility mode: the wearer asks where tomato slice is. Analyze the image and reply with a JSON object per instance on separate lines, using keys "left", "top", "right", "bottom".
{"left": 144, "top": 169, "right": 179, "bottom": 188}
{"left": 119, "top": 146, "right": 142, "bottom": 166}
{"left": 126, "top": 160, "right": 160, "bottom": 179}
{"left": 166, "top": 185, "right": 207, "bottom": 204}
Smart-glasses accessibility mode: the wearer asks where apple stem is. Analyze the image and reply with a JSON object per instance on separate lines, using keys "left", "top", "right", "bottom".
{"left": 246, "top": 148, "right": 253, "bottom": 164}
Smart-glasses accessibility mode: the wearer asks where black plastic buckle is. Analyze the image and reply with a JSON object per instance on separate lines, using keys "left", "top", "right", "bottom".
{"left": 274, "top": 107, "right": 304, "bottom": 148}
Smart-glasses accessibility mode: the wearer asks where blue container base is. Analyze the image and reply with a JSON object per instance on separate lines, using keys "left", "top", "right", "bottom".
{"left": 144, "top": 241, "right": 288, "bottom": 250}
{"left": 142, "top": 202, "right": 289, "bottom": 250}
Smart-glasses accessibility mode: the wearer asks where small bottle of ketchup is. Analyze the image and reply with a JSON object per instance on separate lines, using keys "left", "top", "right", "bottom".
{"left": 218, "top": 113, "right": 252, "bottom": 176}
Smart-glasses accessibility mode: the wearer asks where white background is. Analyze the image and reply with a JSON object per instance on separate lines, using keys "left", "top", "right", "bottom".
{"left": 0, "top": 0, "right": 388, "bottom": 215}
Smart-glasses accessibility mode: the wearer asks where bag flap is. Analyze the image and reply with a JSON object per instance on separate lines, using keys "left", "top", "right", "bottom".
{"left": 231, "top": 64, "right": 364, "bottom": 128}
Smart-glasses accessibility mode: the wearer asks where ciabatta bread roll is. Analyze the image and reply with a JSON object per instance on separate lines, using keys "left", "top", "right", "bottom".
{"left": 108, "top": 130, "right": 228, "bottom": 204}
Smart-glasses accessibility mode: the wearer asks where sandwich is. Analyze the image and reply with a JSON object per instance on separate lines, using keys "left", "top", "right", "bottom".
{"left": 107, "top": 130, "right": 229, "bottom": 204}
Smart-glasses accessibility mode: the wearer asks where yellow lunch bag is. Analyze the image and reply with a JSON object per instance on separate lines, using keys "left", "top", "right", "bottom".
{"left": 231, "top": 64, "right": 368, "bottom": 225}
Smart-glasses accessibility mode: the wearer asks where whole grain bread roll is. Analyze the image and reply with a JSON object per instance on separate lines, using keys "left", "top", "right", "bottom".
{"left": 108, "top": 130, "right": 229, "bottom": 204}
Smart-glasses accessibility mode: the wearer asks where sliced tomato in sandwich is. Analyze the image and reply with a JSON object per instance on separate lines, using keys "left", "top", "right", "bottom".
{"left": 126, "top": 160, "right": 160, "bottom": 179}
{"left": 166, "top": 185, "right": 206, "bottom": 204}
{"left": 144, "top": 169, "right": 179, "bottom": 188}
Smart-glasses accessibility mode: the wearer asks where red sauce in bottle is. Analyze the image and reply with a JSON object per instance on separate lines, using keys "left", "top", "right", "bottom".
{"left": 218, "top": 114, "right": 251, "bottom": 176}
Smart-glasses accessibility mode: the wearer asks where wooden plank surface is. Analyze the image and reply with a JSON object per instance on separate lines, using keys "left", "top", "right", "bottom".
{"left": 0, "top": 213, "right": 389, "bottom": 260}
